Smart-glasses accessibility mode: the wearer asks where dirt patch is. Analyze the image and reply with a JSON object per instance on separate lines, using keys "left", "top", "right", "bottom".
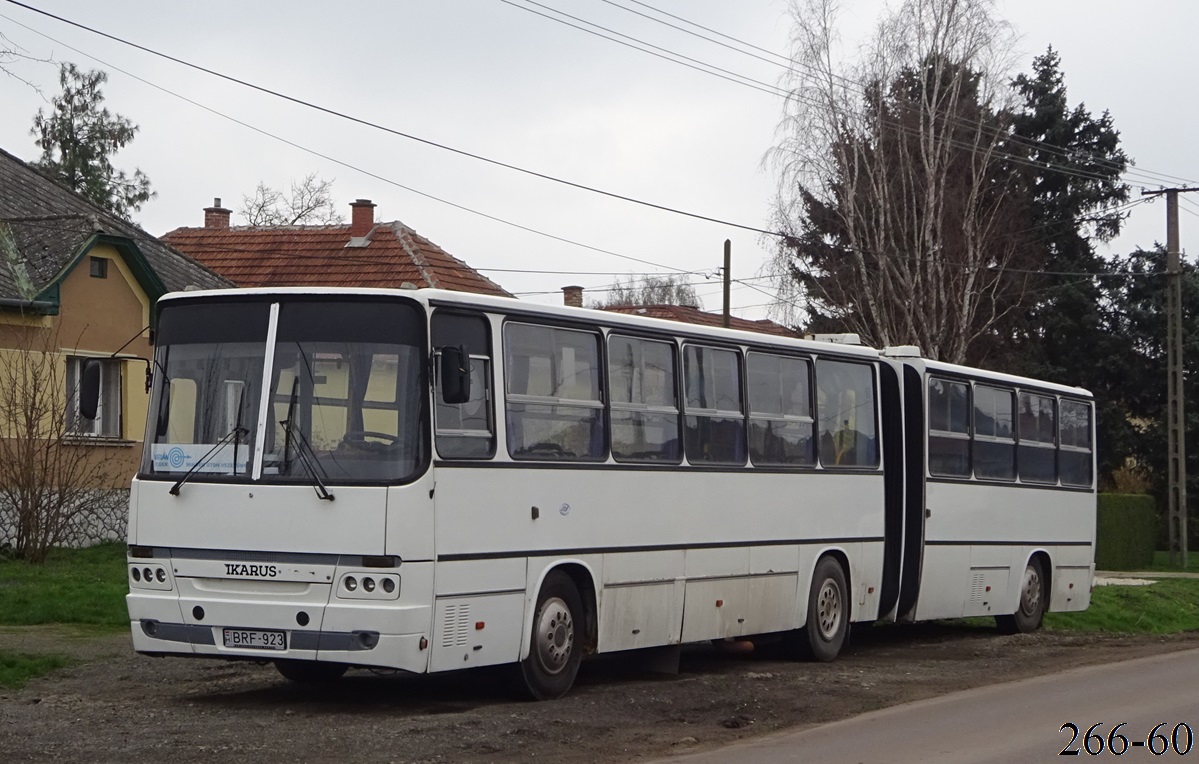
{"left": 1, "top": 624, "right": 1197, "bottom": 762}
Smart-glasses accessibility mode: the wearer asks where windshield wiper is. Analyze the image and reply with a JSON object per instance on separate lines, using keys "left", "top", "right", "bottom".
{"left": 169, "top": 425, "right": 249, "bottom": 496}
{"left": 280, "top": 377, "right": 335, "bottom": 502}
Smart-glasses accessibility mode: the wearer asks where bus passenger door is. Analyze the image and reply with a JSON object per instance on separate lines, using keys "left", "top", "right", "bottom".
{"left": 895, "top": 363, "right": 926, "bottom": 621}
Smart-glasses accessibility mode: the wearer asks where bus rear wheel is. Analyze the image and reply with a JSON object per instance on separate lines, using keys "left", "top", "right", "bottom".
{"left": 997, "top": 557, "right": 1047, "bottom": 634}
{"left": 791, "top": 556, "right": 849, "bottom": 662}
{"left": 274, "top": 659, "right": 348, "bottom": 684}
{"left": 517, "top": 571, "right": 583, "bottom": 700}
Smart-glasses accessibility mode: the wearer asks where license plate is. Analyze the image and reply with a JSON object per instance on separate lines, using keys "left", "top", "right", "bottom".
{"left": 222, "top": 628, "right": 286, "bottom": 650}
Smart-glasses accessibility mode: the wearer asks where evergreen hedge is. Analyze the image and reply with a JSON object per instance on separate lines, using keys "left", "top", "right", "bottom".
{"left": 1095, "top": 493, "right": 1157, "bottom": 571}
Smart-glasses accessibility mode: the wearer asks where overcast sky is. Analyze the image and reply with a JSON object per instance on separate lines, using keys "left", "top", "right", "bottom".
{"left": 1, "top": 1, "right": 1196, "bottom": 321}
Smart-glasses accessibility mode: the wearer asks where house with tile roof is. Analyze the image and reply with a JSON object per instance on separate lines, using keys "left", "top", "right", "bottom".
{"left": 559, "top": 286, "right": 798, "bottom": 338}
{"left": 162, "top": 198, "right": 512, "bottom": 297}
{"left": 0, "top": 145, "right": 231, "bottom": 512}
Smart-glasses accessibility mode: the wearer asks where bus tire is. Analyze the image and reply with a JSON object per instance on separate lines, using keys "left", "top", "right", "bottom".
{"left": 274, "top": 659, "right": 348, "bottom": 684}
{"left": 799, "top": 556, "right": 849, "bottom": 662}
{"left": 997, "top": 557, "right": 1047, "bottom": 634}
{"left": 517, "top": 571, "right": 583, "bottom": 700}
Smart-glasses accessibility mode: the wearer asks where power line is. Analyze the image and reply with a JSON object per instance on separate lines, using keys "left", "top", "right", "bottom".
{"left": 499, "top": 0, "right": 789, "bottom": 99}
{"left": 0, "top": 11, "right": 709, "bottom": 277}
{"left": 501, "top": 0, "right": 1151, "bottom": 190}
{"left": 598, "top": 0, "right": 1198, "bottom": 189}
{"left": 2, "top": 0, "right": 781, "bottom": 239}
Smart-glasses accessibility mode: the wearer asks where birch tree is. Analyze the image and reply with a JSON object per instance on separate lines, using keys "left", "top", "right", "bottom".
{"left": 769, "top": 0, "right": 1034, "bottom": 363}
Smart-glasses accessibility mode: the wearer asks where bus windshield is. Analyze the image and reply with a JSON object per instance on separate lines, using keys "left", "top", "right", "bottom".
{"left": 142, "top": 298, "right": 428, "bottom": 485}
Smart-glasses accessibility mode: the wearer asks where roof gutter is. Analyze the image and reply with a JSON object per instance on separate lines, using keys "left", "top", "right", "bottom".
{"left": 0, "top": 296, "right": 58, "bottom": 313}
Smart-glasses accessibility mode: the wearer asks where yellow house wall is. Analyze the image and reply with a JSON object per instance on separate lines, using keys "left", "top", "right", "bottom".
{"left": 0, "top": 243, "right": 155, "bottom": 483}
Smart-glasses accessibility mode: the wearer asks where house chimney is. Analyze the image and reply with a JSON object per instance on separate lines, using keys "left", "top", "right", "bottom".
{"left": 350, "top": 199, "right": 376, "bottom": 237}
{"left": 203, "top": 198, "right": 231, "bottom": 229}
{"left": 562, "top": 285, "right": 584, "bottom": 308}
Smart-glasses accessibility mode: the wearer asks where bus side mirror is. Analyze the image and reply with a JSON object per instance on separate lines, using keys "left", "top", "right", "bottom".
{"left": 439, "top": 346, "right": 471, "bottom": 404}
{"left": 79, "top": 359, "right": 101, "bottom": 421}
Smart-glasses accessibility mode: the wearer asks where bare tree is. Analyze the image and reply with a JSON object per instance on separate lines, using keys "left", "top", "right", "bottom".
{"left": 1, "top": 30, "right": 52, "bottom": 92}
{"left": 239, "top": 173, "right": 344, "bottom": 226}
{"left": 768, "top": 0, "right": 1035, "bottom": 363}
{"left": 594, "top": 275, "right": 703, "bottom": 309}
{"left": 0, "top": 325, "right": 126, "bottom": 563}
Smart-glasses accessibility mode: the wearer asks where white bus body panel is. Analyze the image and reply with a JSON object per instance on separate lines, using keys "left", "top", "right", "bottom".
{"left": 126, "top": 476, "right": 438, "bottom": 672}
{"left": 432, "top": 465, "right": 888, "bottom": 658}
{"left": 128, "top": 479, "right": 388, "bottom": 555}
{"left": 915, "top": 463, "right": 1095, "bottom": 621}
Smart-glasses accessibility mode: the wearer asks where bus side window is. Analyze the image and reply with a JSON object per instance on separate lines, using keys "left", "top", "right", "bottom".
{"left": 504, "top": 323, "right": 604, "bottom": 461}
{"left": 747, "top": 352, "right": 814, "bottom": 466}
{"left": 1059, "top": 399, "right": 1093, "bottom": 487}
{"left": 1018, "top": 392, "right": 1057, "bottom": 483}
{"left": 432, "top": 311, "right": 495, "bottom": 459}
{"left": 815, "top": 359, "right": 878, "bottom": 468}
{"left": 683, "top": 344, "right": 745, "bottom": 465}
{"left": 973, "top": 385, "right": 1016, "bottom": 480}
{"left": 609, "top": 335, "right": 681, "bottom": 463}
{"left": 927, "top": 378, "right": 970, "bottom": 477}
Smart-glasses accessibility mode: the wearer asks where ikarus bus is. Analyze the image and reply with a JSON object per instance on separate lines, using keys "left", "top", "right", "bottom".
{"left": 109, "top": 286, "right": 1096, "bottom": 699}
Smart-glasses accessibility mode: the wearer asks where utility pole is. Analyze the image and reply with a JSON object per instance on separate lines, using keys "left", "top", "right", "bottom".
{"left": 722, "top": 239, "right": 731, "bottom": 328}
{"left": 1144, "top": 187, "right": 1198, "bottom": 567}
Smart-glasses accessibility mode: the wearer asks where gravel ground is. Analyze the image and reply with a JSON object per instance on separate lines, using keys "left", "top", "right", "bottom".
{"left": 1, "top": 623, "right": 1197, "bottom": 763}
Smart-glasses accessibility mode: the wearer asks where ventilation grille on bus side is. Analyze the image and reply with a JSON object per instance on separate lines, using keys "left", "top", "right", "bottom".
{"left": 441, "top": 604, "right": 471, "bottom": 648}
{"left": 970, "top": 573, "right": 986, "bottom": 602}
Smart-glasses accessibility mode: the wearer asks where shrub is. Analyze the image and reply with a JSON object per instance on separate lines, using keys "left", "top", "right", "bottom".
{"left": 1095, "top": 493, "right": 1157, "bottom": 570}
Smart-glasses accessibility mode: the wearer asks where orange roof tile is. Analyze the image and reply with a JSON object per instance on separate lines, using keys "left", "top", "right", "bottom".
{"left": 161, "top": 221, "right": 512, "bottom": 297}
{"left": 602, "top": 304, "right": 798, "bottom": 337}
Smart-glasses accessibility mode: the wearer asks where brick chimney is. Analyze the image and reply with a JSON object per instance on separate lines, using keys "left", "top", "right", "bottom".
{"left": 350, "top": 199, "right": 376, "bottom": 237}
{"left": 203, "top": 198, "right": 231, "bottom": 229}
{"left": 562, "top": 285, "right": 584, "bottom": 308}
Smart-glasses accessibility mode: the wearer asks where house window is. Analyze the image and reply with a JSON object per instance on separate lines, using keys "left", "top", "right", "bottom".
{"left": 66, "top": 357, "right": 121, "bottom": 438}
{"left": 89, "top": 257, "right": 108, "bottom": 279}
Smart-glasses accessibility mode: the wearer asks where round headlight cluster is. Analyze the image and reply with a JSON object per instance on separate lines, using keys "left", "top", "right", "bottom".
{"left": 131, "top": 565, "right": 169, "bottom": 586}
{"left": 342, "top": 575, "right": 397, "bottom": 596}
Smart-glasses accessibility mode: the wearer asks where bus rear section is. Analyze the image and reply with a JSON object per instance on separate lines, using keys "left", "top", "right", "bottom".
{"left": 890, "top": 356, "right": 1096, "bottom": 629}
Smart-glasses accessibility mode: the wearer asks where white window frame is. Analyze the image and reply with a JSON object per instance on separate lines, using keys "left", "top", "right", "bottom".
{"left": 66, "top": 356, "right": 122, "bottom": 439}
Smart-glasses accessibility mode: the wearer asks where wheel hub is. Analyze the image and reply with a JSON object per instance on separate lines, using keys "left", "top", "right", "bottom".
{"left": 817, "top": 579, "right": 842, "bottom": 639}
{"left": 534, "top": 597, "right": 574, "bottom": 675}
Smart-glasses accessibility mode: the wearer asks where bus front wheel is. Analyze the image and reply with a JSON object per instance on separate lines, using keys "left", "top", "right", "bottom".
{"left": 517, "top": 571, "right": 583, "bottom": 700}
{"left": 997, "top": 557, "right": 1047, "bottom": 634}
{"left": 796, "top": 556, "right": 849, "bottom": 662}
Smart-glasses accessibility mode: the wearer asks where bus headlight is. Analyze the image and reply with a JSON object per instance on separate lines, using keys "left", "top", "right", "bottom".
{"left": 337, "top": 573, "right": 398, "bottom": 600}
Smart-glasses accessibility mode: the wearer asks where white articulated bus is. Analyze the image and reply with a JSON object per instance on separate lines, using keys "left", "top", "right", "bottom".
{"left": 116, "top": 287, "right": 1095, "bottom": 699}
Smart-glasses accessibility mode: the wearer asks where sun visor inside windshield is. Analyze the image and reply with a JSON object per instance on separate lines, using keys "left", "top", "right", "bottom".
{"left": 157, "top": 302, "right": 271, "bottom": 344}
{"left": 275, "top": 301, "right": 423, "bottom": 345}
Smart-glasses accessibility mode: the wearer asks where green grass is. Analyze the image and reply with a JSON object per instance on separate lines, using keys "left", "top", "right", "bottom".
{"left": 1143, "top": 550, "right": 1199, "bottom": 573}
{"left": 1045, "top": 577, "right": 1199, "bottom": 633}
{"left": 0, "top": 652, "right": 74, "bottom": 689}
{"left": 0, "top": 542, "right": 128, "bottom": 628}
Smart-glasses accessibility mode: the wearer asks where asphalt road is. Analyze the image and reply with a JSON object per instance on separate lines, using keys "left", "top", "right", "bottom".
{"left": 665, "top": 647, "right": 1199, "bottom": 763}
